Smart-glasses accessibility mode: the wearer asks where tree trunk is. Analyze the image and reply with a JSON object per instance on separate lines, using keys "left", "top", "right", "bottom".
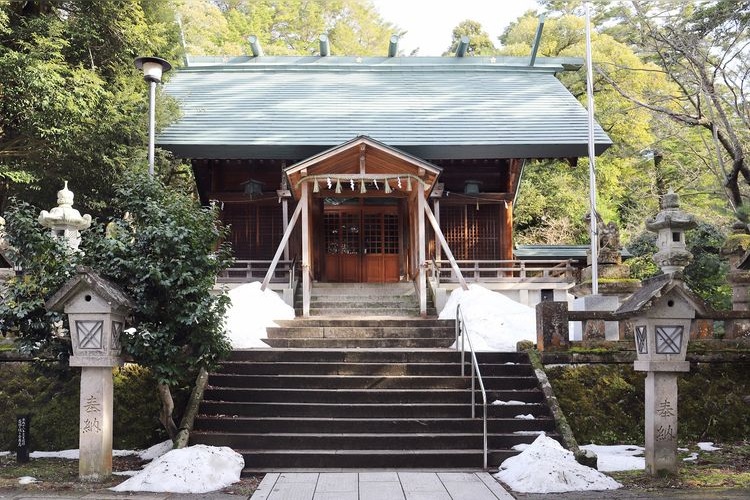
{"left": 174, "top": 367, "right": 210, "bottom": 449}
{"left": 157, "top": 382, "right": 178, "bottom": 440}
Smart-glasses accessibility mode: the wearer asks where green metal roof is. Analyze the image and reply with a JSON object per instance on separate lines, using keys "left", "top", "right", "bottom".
{"left": 514, "top": 244, "right": 631, "bottom": 261}
{"left": 158, "top": 56, "right": 613, "bottom": 160}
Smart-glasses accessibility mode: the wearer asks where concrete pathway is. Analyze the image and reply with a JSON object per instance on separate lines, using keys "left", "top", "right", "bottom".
{"left": 250, "top": 472, "right": 514, "bottom": 500}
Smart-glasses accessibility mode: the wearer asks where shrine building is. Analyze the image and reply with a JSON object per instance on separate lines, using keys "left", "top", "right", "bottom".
{"left": 158, "top": 52, "right": 611, "bottom": 316}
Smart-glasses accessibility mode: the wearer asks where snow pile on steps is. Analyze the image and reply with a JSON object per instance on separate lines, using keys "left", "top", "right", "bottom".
{"left": 439, "top": 284, "right": 536, "bottom": 351}
{"left": 224, "top": 281, "right": 295, "bottom": 348}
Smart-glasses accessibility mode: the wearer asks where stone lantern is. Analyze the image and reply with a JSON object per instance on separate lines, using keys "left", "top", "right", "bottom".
{"left": 38, "top": 182, "right": 92, "bottom": 251}
{"left": 645, "top": 190, "right": 696, "bottom": 274}
{"left": 46, "top": 267, "right": 134, "bottom": 482}
{"left": 617, "top": 275, "right": 707, "bottom": 474}
{"left": 615, "top": 190, "right": 707, "bottom": 476}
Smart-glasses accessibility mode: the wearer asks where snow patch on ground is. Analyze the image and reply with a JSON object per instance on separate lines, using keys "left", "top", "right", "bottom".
{"left": 492, "top": 399, "right": 527, "bottom": 405}
{"left": 439, "top": 284, "right": 536, "bottom": 351}
{"left": 514, "top": 414, "right": 535, "bottom": 420}
{"left": 18, "top": 476, "right": 37, "bottom": 485}
{"left": 224, "top": 282, "right": 295, "bottom": 348}
{"left": 28, "top": 448, "right": 143, "bottom": 460}
{"left": 497, "top": 434, "right": 621, "bottom": 493}
{"left": 698, "top": 442, "right": 721, "bottom": 451}
{"left": 683, "top": 452, "right": 699, "bottom": 462}
{"left": 580, "top": 444, "right": 645, "bottom": 472}
{"left": 30, "top": 450, "right": 80, "bottom": 459}
{"left": 110, "top": 445, "right": 244, "bottom": 494}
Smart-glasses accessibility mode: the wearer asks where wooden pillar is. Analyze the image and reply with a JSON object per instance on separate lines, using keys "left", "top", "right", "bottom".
{"left": 433, "top": 199, "right": 441, "bottom": 262}
{"left": 301, "top": 182, "right": 311, "bottom": 317}
{"left": 417, "top": 185, "right": 427, "bottom": 318}
{"left": 282, "top": 198, "right": 289, "bottom": 261}
{"left": 502, "top": 200, "right": 514, "bottom": 261}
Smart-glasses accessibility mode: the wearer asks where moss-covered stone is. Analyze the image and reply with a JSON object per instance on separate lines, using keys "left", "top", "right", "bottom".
{"left": 0, "top": 362, "right": 167, "bottom": 451}
{"left": 546, "top": 362, "right": 750, "bottom": 445}
{"left": 721, "top": 234, "right": 750, "bottom": 256}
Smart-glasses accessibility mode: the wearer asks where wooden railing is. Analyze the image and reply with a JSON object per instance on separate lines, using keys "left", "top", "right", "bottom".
{"left": 431, "top": 259, "right": 575, "bottom": 284}
{"left": 217, "top": 258, "right": 297, "bottom": 287}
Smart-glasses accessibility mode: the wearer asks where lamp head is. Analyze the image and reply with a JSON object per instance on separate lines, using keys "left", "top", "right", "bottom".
{"left": 134, "top": 56, "right": 172, "bottom": 83}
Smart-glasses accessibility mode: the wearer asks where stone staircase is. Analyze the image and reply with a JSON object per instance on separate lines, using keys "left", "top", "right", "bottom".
{"left": 299, "top": 282, "right": 436, "bottom": 317}
{"left": 190, "top": 283, "right": 557, "bottom": 471}
{"left": 191, "top": 354, "right": 556, "bottom": 470}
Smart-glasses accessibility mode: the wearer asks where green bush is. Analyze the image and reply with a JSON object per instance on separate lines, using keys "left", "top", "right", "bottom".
{"left": 0, "top": 362, "right": 166, "bottom": 451}
{"left": 547, "top": 362, "right": 750, "bottom": 445}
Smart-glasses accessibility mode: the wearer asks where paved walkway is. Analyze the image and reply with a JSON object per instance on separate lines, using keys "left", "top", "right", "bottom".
{"left": 251, "top": 472, "right": 513, "bottom": 500}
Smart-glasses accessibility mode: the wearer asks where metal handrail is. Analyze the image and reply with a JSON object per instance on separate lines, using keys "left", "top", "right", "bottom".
{"left": 455, "top": 303, "right": 488, "bottom": 469}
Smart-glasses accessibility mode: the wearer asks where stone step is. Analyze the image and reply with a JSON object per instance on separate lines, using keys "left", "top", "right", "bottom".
{"left": 227, "top": 349, "right": 526, "bottom": 364}
{"left": 274, "top": 319, "right": 454, "bottom": 328}
{"left": 265, "top": 326, "right": 454, "bottom": 339}
{"left": 302, "top": 307, "right": 423, "bottom": 317}
{"left": 309, "top": 283, "right": 416, "bottom": 293}
{"left": 194, "top": 416, "right": 555, "bottom": 434}
{"left": 215, "top": 361, "right": 534, "bottom": 377}
{"left": 310, "top": 298, "right": 419, "bottom": 312}
{"left": 207, "top": 374, "right": 540, "bottom": 390}
{"left": 193, "top": 432, "right": 548, "bottom": 451}
{"left": 198, "top": 401, "right": 546, "bottom": 418}
{"left": 202, "top": 387, "right": 543, "bottom": 404}
{"left": 262, "top": 337, "right": 455, "bottom": 348}
{"left": 238, "top": 449, "right": 520, "bottom": 469}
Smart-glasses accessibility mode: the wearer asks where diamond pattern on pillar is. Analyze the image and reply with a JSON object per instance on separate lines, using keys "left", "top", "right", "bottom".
{"left": 76, "top": 320, "right": 104, "bottom": 349}
{"left": 635, "top": 325, "right": 648, "bottom": 354}
{"left": 655, "top": 325, "right": 683, "bottom": 354}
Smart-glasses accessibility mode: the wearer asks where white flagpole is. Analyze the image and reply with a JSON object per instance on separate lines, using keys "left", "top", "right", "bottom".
{"left": 585, "top": 1, "right": 599, "bottom": 295}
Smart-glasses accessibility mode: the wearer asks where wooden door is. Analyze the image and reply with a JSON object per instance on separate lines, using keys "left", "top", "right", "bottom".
{"left": 324, "top": 206, "right": 400, "bottom": 282}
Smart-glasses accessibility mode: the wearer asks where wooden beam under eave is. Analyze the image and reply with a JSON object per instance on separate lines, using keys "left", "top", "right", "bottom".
{"left": 508, "top": 158, "right": 527, "bottom": 201}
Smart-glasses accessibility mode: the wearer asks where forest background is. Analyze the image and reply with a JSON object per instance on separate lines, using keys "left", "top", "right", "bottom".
{"left": 1, "top": 0, "right": 749, "bottom": 308}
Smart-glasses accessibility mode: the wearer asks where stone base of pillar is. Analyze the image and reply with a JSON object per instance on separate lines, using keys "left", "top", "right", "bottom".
{"left": 78, "top": 367, "right": 114, "bottom": 482}
{"left": 643, "top": 371, "right": 679, "bottom": 476}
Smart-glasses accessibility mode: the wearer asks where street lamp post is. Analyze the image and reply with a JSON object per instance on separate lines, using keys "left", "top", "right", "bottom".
{"left": 134, "top": 56, "right": 172, "bottom": 176}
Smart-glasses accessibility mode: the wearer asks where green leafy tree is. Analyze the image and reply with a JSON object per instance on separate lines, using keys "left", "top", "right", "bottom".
{"left": 0, "top": 0, "right": 183, "bottom": 214}
{"left": 0, "top": 172, "right": 233, "bottom": 440}
{"left": 0, "top": 199, "right": 78, "bottom": 361}
{"left": 177, "top": 0, "right": 401, "bottom": 56}
{"left": 503, "top": 9, "right": 731, "bottom": 244}
{"left": 443, "top": 19, "right": 496, "bottom": 56}
{"left": 83, "top": 172, "right": 233, "bottom": 437}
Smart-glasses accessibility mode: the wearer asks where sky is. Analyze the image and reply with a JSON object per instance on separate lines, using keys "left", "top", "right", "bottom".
{"left": 370, "top": 0, "right": 541, "bottom": 56}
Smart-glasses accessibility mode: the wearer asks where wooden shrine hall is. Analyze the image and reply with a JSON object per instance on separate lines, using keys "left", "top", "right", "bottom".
{"left": 158, "top": 53, "right": 612, "bottom": 316}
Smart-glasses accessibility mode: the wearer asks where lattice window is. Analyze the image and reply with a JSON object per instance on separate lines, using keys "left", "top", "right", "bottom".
{"left": 326, "top": 212, "right": 361, "bottom": 255}
{"left": 440, "top": 204, "right": 500, "bottom": 260}
{"left": 364, "top": 214, "right": 381, "bottom": 254}
{"left": 222, "top": 203, "right": 283, "bottom": 259}
{"left": 383, "top": 214, "right": 399, "bottom": 254}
